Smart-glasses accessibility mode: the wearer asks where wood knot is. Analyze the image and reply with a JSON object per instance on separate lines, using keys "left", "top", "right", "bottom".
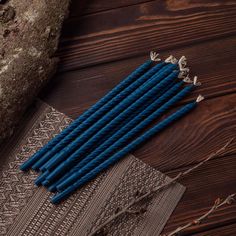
{"left": 0, "top": 6, "right": 15, "bottom": 23}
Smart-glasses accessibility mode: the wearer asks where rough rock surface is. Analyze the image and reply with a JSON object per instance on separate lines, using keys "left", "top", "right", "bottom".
{"left": 0, "top": 0, "right": 70, "bottom": 141}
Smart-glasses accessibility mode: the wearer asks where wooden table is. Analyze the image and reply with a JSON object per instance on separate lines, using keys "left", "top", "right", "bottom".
{"left": 41, "top": 1, "right": 236, "bottom": 235}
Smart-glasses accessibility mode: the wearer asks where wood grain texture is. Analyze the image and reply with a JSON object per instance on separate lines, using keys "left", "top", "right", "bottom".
{"left": 39, "top": 0, "right": 236, "bottom": 234}
{"left": 69, "top": 0, "right": 154, "bottom": 16}
{"left": 194, "top": 223, "right": 236, "bottom": 236}
{"left": 134, "top": 93, "right": 236, "bottom": 172}
{"left": 42, "top": 36, "right": 236, "bottom": 118}
{"left": 163, "top": 155, "right": 236, "bottom": 235}
{"left": 58, "top": 0, "right": 236, "bottom": 71}
{"left": 41, "top": 91, "right": 236, "bottom": 174}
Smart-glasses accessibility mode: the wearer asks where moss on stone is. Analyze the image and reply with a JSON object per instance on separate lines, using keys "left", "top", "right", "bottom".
{"left": 0, "top": 0, "right": 70, "bottom": 141}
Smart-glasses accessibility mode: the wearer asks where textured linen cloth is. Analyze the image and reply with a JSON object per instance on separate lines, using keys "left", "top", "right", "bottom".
{"left": 0, "top": 101, "right": 185, "bottom": 236}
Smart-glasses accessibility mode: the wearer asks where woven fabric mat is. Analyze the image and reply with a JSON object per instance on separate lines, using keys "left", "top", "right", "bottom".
{"left": 0, "top": 101, "right": 185, "bottom": 236}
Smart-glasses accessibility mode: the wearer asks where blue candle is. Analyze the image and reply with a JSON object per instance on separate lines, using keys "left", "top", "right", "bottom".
{"left": 20, "top": 53, "right": 160, "bottom": 171}
{"left": 41, "top": 63, "right": 178, "bottom": 176}
{"left": 36, "top": 82, "right": 176, "bottom": 188}
{"left": 56, "top": 84, "right": 195, "bottom": 191}
{"left": 47, "top": 82, "right": 177, "bottom": 192}
{"left": 42, "top": 67, "right": 179, "bottom": 185}
{"left": 35, "top": 65, "right": 177, "bottom": 186}
{"left": 51, "top": 95, "right": 204, "bottom": 204}
{"left": 31, "top": 61, "right": 170, "bottom": 172}
{"left": 39, "top": 81, "right": 177, "bottom": 189}
{"left": 36, "top": 94, "right": 160, "bottom": 187}
{"left": 34, "top": 170, "right": 49, "bottom": 186}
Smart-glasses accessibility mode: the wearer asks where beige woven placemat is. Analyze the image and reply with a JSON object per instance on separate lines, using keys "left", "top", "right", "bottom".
{"left": 0, "top": 101, "right": 185, "bottom": 236}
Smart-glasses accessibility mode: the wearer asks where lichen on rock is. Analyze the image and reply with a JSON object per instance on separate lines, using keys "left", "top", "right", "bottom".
{"left": 0, "top": 0, "right": 70, "bottom": 141}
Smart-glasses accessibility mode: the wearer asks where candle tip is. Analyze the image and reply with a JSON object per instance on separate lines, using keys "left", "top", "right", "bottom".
{"left": 165, "top": 55, "right": 178, "bottom": 64}
{"left": 178, "top": 56, "right": 189, "bottom": 77}
{"left": 150, "top": 51, "right": 161, "bottom": 61}
{"left": 183, "top": 75, "right": 201, "bottom": 86}
{"left": 196, "top": 95, "right": 204, "bottom": 103}
{"left": 193, "top": 76, "right": 201, "bottom": 86}
{"left": 182, "top": 74, "right": 191, "bottom": 82}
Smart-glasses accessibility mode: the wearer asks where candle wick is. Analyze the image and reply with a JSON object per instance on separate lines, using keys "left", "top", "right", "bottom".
{"left": 179, "top": 56, "right": 187, "bottom": 67}
{"left": 150, "top": 51, "right": 161, "bottom": 61}
{"left": 196, "top": 95, "right": 204, "bottom": 103}
{"left": 182, "top": 74, "right": 192, "bottom": 83}
{"left": 178, "top": 56, "right": 190, "bottom": 78}
{"left": 183, "top": 75, "right": 201, "bottom": 86}
{"left": 165, "top": 55, "right": 178, "bottom": 64}
{"left": 193, "top": 76, "right": 201, "bottom": 86}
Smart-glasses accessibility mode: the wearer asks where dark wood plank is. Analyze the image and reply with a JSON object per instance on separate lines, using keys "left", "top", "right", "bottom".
{"left": 134, "top": 93, "right": 236, "bottom": 171}
{"left": 162, "top": 155, "right": 236, "bottom": 235}
{"left": 194, "top": 223, "right": 236, "bottom": 236}
{"left": 41, "top": 83, "right": 236, "bottom": 172}
{"left": 42, "top": 36, "right": 236, "bottom": 118}
{"left": 69, "top": 0, "right": 154, "bottom": 17}
{"left": 58, "top": 0, "right": 236, "bottom": 71}
{"left": 46, "top": 1, "right": 236, "bottom": 235}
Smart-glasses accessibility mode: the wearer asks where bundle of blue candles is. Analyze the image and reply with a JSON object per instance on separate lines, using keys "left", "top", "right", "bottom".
{"left": 20, "top": 52, "right": 204, "bottom": 204}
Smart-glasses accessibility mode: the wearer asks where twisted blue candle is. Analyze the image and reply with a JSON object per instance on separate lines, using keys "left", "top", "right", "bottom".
{"left": 42, "top": 67, "right": 178, "bottom": 185}
{"left": 41, "top": 63, "right": 177, "bottom": 175}
{"left": 36, "top": 86, "right": 172, "bottom": 188}
{"left": 30, "top": 62, "right": 169, "bottom": 172}
{"left": 20, "top": 58, "right": 156, "bottom": 171}
{"left": 40, "top": 65, "right": 177, "bottom": 186}
{"left": 56, "top": 84, "right": 195, "bottom": 191}
{"left": 44, "top": 72, "right": 179, "bottom": 184}
{"left": 51, "top": 97, "right": 202, "bottom": 204}
{"left": 47, "top": 82, "right": 177, "bottom": 192}
{"left": 34, "top": 170, "right": 49, "bottom": 186}
{"left": 48, "top": 82, "right": 182, "bottom": 192}
{"left": 36, "top": 65, "right": 176, "bottom": 186}
{"left": 36, "top": 95, "right": 158, "bottom": 187}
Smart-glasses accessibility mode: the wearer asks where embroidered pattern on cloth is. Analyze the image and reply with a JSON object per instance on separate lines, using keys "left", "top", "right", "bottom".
{"left": 0, "top": 101, "right": 185, "bottom": 236}
{"left": 0, "top": 103, "right": 70, "bottom": 235}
